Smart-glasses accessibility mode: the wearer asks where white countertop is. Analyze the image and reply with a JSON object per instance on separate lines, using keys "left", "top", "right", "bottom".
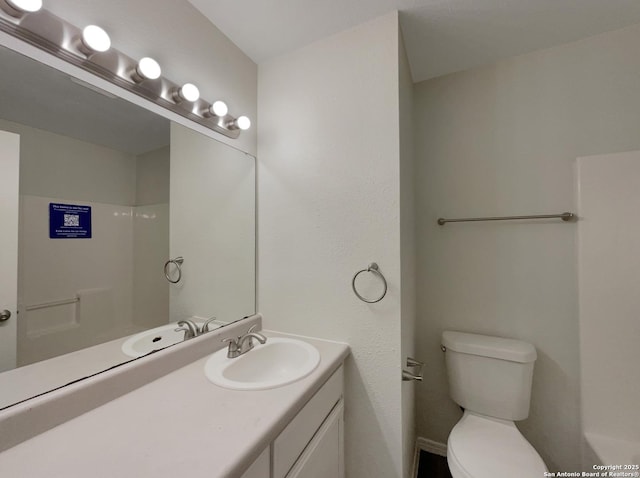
{"left": 0, "top": 318, "right": 227, "bottom": 409}
{"left": 0, "top": 331, "right": 349, "bottom": 478}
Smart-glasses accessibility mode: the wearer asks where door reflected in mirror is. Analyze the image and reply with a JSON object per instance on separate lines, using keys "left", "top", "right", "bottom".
{"left": 0, "top": 44, "right": 256, "bottom": 410}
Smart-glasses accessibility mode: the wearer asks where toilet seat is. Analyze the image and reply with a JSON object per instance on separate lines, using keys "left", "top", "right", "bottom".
{"left": 447, "top": 411, "right": 547, "bottom": 478}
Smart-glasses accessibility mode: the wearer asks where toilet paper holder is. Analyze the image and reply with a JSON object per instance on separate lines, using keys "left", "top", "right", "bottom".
{"left": 402, "top": 357, "right": 424, "bottom": 382}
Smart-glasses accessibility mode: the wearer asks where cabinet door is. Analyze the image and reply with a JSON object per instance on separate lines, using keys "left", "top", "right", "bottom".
{"left": 286, "top": 401, "right": 344, "bottom": 478}
{"left": 241, "top": 447, "right": 270, "bottom": 478}
{"left": 273, "top": 367, "right": 343, "bottom": 478}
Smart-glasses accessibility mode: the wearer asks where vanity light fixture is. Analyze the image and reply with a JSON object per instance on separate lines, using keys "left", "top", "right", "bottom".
{"left": 1, "top": 0, "right": 42, "bottom": 16}
{"left": 80, "top": 25, "right": 111, "bottom": 55}
{"left": 229, "top": 115, "right": 251, "bottom": 131}
{"left": 0, "top": 5, "right": 247, "bottom": 138}
{"left": 132, "top": 57, "right": 161, "bottom": 82}
{"left": 173, "top": 83, "right": 200, "bottom": 103}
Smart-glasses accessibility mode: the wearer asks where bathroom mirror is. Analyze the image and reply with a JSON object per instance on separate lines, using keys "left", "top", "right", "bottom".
{"left": 0, "top": 44, "right": 256, "bottom": 409}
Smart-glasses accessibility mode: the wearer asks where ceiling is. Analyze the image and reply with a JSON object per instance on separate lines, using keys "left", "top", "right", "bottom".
{"left": 188, "top": 0, "right": 640, "bottom": 82}
{"left": 0, "top": 45, "right": 169, "bottom": 155}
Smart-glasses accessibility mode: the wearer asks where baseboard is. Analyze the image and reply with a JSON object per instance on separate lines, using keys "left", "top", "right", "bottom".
{"left": 412, "top": 437, "right": 448, "bottom": 478}
{"left": 417, "top": 436, "right": 447, "bottom": 457}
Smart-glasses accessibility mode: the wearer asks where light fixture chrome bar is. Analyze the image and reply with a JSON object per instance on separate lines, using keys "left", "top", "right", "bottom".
{"left": 0, "top": 8, "right": 242, "bottom": 138}
{"left": 26, "top": 297, "right": 79, "bottom": 311}
{"left": 437, "top": 212, "right": 575, "bottom": 225}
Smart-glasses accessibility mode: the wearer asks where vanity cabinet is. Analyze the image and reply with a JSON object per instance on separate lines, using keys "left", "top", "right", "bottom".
{"left": 241, "top": 365, "right": 344, "bottom": 478}
{"left": 285, "top": 400, "right": 343, "bottom": 478}
{"left": 241, "top": 448, "right": 270, "bottom": 478}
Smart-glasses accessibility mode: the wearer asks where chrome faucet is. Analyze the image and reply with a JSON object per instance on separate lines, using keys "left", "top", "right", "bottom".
{"left": 223, "top": 325, "right": 267, "bottom": 358}
{"left": 175, "top": 319, "right": 200, "bottom": 340}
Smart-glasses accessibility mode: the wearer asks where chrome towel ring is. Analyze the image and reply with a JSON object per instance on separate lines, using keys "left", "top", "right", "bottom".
{"left": 352, "top": 262, "right": 387, "bottom": 303}
{"left": 164, "top": 257, "right": 184, "bottom": 284}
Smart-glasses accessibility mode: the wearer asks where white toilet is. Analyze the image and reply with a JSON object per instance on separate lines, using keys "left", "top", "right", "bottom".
{"left": 442, "top": 331, "right": 548, "bottom": 478}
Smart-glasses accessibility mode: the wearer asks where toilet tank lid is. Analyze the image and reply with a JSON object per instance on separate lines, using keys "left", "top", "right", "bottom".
{"left": 442, "top": 331, "right": 537, "bottom": 363}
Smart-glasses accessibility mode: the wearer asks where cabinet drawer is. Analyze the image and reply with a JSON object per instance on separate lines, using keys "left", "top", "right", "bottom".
{"left": 273, "top": 366, "right": 343, "bottom": 478}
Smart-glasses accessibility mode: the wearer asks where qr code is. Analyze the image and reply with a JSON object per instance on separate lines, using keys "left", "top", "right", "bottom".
{"left": 63, "top": 214, "right": 80, "bottom": 227}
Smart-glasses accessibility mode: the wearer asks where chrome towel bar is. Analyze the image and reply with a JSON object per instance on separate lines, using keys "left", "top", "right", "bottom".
{"left": 25, "top": 297, "right": 79, "bottom": 311}
{"left": 437, "top": 212, "right": 575, "bottom": 225}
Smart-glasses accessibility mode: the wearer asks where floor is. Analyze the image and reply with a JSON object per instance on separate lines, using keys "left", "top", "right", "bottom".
{"left": 417, "top": 450, "right": 452, "bottom": 478}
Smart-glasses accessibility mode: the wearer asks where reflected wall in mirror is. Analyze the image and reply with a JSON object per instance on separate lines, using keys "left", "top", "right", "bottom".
{"left": 0, "top": 45, "right": 256, "bottom": 410}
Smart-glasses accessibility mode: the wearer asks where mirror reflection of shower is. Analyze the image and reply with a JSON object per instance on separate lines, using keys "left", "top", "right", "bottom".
{"left": 17, "top": 136, "right": 171, "bottom": 366}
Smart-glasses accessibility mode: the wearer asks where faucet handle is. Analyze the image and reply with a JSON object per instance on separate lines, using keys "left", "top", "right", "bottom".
{"left": 223, "top": 336, "right": 241, "bottom": 358}
{"left": 246, "top": 324, "right": 266, "bottom": 339}
{"left": 222, "top": 336, "right": 239, "bottom": 346}
{"left": 176, "top": 320, "right": 198, "bottom": 340}
{"left": 238, "top": 326, "right": 267, "bottom": 354}
{"left": 201, "top": 317, "right": 218, "bottom": 334}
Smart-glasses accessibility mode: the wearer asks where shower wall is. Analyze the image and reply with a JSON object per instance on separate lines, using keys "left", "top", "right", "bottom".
{"left": 577, "top": 150, "right": 640, "bottom": 466}
{"left": 413, "top": 22, "right": 640, "bottom": 470}
{"left": 1, "top": 118, "right": 169, "bottom": 366}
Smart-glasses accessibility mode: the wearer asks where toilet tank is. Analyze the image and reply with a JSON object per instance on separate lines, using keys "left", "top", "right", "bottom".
{"left": 442, "top": 331, "right": 537, "bottom": 421}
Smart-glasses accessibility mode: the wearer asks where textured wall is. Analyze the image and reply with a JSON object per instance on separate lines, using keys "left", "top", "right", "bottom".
{"left": 258, "top": 12, "right": 407, "bottom": 478}
{"left": 1, "top": 118, "right": 136, "bottom": 206}
{"left": 399, "top": 28, "right": 417, "bottom": 478}
{"left": 413, "top": 23, "right": 640, "bottom": 470}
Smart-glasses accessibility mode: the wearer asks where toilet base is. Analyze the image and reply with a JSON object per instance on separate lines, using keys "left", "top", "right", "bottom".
{"left": 447, "top": 411, "right": 547, "bottom": 478}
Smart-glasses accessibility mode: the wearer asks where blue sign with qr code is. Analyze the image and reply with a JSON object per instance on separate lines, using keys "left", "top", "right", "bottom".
{"left": 49, "top": 203, "right": 92, "bottom": 239}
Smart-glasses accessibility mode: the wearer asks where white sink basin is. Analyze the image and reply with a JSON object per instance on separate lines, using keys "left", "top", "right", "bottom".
{"left": 121, "top": 323, "right": 186, "bottom": 358}
{"left": 204, "top": 337, "right": 320, "bottom": 390}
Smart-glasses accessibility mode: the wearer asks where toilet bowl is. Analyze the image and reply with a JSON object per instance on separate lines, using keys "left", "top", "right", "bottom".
{"left": 442, "top": 331, "right": 547, "bottom": 477}
{"left": 447, "top": 411, "right": 547, "bottom": 478}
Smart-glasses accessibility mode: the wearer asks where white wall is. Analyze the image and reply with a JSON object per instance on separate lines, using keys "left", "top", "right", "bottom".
{"left": 413, "top": 23, "right": 640, "bottom": 470}
{"left": 1, "top": 118, "right": 136, "bottom": 206}
{"left": 43, "top": 0, "right": 257, "bottom": 157}
{"left": 136, "top": 146, "right": 170, "bottom": 206}
{"left": 133, "top": 146, "right": 170, "bottom": 329}
{"left": 258, "top": 12, "right": 407, "bottom": 477}
{"left": 170, "top": 123, "right": 255, "bottom": 324}
{"left": 132, "top": 203, "right": 169, "bottom": 329}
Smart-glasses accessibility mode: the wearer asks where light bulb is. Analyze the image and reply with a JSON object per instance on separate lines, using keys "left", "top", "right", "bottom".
{"left": 5, "top": 0, "right": 42, "bottom": 12}
{"left": 210, "top": 100, "right": 228, "bottom": 117}
{"left": 2, "top": 0, "right": 41, "bottom": 16}
{"left": 134, "top": 57, "right": 161, "bottom": 81}
{"left": 175, "top": 83, "right": 200, "bottom": 103}
{"left": 236, "top": 116, "right": 251, "bottom": 130}
{"left": 81, "top": 25, "right": 111, "bottom": 54}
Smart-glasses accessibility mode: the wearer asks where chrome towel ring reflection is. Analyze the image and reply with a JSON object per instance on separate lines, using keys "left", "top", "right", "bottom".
{"left": 164, "top": 257, "right": 184, "bottom": 284}
{"left": 352, "top": 262, "right": 388, "bottom": 303}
